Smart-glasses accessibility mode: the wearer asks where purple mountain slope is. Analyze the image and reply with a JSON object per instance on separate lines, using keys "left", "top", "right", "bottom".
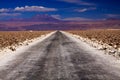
{"left": 0, "top": 15, "right": 120, "bottom": 31}
{"left": 9, "top": 14, "right": 61, "bottom": 22}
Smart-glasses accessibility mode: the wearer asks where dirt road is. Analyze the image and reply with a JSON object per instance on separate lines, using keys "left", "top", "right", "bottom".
{"left": 0, "top": 31, "right": 120, "bottom": 80}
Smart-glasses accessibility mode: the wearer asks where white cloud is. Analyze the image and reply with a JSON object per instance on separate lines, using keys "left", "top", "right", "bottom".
{"left": 76, "top": 7, "right": 96, "bottom": 12}
{"left": 63, "top": 17, "right": 93, "bottom": 21}
{"left": 58, "top": 0, "right": 94, "bottom": 5}
{"left": 106, "top": 14, "right": 120, "bottom": 17}
{"left": 14, "top": 6, "right": 57, "bottom": 12}
{"left": 51, "top": 15, "right": 61, "bottom": 19}
{"left": 77, "top": 8, "right": 87, "bottom": 12}
{"left": 0, "top": 13, "right": 21, "bottom": 16}
{"left": 51, "top": 14, "right": 94, "bottom": 21}
{"left": 0, "top": 6, "right": 57, "bottom": 13}
{"left": 0, "top": 8, "right": 9, "bottom": 12}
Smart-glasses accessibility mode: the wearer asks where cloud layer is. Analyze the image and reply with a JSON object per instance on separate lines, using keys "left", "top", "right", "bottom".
{"left": 0, "top": 8, "right": 9, "bottom": 12}
{"left": 63, "top": 17, "right": 93, "bottom": 21}
{"left": 106, "top": 14, "right": 120, "bottom": 17}
{"left": 0, "top": 13, "right": 21, "bottom": 16}
{"left": 14, "top": 6, "right": 57, "bottom": 12}
{"left": 58, "top": 0, "right": 94, "bottom": 5}
{"left": 54, "top": 14, "right": 94, "bottom": 21}
{"left": 51, "top": 15, "right": 61, "bottom": 19}
{"left": 76, "top": 7, "right": 96, "bottom": 12}
{"left": 0, "top": 6, "right": 57, "bottom": 13}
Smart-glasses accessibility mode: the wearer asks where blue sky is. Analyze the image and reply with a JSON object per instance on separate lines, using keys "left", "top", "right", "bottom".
{"left": 0, "top": 0, "right": 120, "bottom": 21}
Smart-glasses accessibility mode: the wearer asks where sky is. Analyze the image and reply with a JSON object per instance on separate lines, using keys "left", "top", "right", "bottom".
{"left": 0, "top": 0, "right": 120, "bottom": 21}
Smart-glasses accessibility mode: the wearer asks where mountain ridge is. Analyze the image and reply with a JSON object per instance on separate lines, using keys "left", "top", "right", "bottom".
{"left": 8, "top": 14, "right": 61, "bottom": 22}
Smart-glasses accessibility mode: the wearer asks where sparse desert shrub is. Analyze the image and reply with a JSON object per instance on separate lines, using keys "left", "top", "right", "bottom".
{"left": 68, "top": 29, "right": 120, "bottom": 49}
{"left": 0, "top": 31, "right": 50, "bottom": 49}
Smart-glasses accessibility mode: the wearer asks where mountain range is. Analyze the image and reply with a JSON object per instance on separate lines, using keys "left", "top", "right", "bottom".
{"left": 0, "top": 14, "right": 120, "bottom": 31}
{"left": 9, "top": 14, "right": 61, "bottom": 22}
